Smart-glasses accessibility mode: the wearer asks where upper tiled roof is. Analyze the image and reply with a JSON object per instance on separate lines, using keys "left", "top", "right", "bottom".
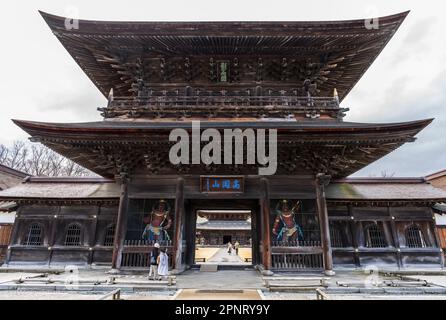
{"left": 40, "top": 11, "right": 408, "bottom": 100}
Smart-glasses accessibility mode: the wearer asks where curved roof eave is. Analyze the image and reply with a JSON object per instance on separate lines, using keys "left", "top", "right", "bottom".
{"left": 37, "top": 11, "right": 410, "bottom": 100}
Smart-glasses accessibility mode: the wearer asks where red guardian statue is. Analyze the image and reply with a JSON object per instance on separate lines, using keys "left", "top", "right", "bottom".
{"left": 142, "top": 200, "right": 172, "bottom": 241}
{"left": 272, "top": 200, "right": 304, "bottom": 242}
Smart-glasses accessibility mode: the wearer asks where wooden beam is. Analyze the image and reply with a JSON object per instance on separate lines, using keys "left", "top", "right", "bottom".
{"left": 260, "top": 177, "right": 272, "bottom": 271}
{"left": 316, "top": 173, "right": 335, "bottom": 276}
{"left": 88, "top": 206, "right": 100, "bottom": 265}
{"left": 388, "top": 206, "right": 402, "bottom": 269}
{"left": 4, "top": 210, "right": 22, "bottom": 265}
{"left": 430, "top": 207, "right": 445, "bottom": 268}
{"left": 172, "top": 177, "right": 184, "bottom": 271}
{"left": 348, "top": 204, "right": 361, "bottom": 267}
{"left": 47, "top": 207, "right": 60, "bottom": 266}
{"left": 111, "top": 175, "right": 129, "bottom": 271}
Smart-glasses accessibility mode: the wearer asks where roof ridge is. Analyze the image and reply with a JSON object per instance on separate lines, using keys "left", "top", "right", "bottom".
{"left": 0, "top": 164, "right": 30, "bottom": 178}
{"left": 334, "top": 177, "right": 427, "bottom": 184}
{"left": 25, "top": 176, "right": 115, "bottom": 183}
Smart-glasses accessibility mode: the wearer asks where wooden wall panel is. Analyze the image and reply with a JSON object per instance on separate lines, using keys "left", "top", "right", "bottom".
{"left": 19, "top": 205, "right": 58, "bottom": 216}
{"left": 0, "top": 225, "right": 12, "bottom": 246}
{"left": 437, "top": 227, "right": 446, "bottom": 249}
{"left": 352, "top": 207, "right": 389, "bottom": 219}
{"left": 391, "top": 207, "right": 432, "bottom": 219}
{"left": 10, "top": 248, "right": 49, "bottom": 262}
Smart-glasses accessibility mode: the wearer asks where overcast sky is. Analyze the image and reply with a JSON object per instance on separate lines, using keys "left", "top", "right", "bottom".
{"left": 0, "top": 0, "right": 445, "bottom": 177}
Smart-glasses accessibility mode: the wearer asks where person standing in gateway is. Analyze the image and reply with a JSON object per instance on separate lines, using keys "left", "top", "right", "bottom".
{"left": 227, "top": 241, "right": 233, "bottom": 255}
{"left": 149, "top": 243, "right": 160, "bottom": 280}
{"left": 234, "top": 240, "right": 240, "bottom": 255}
{"left": 157, "top": 248, "right": 169, "bottom": 280}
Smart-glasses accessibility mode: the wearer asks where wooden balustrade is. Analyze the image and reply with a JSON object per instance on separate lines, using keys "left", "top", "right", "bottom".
{"left": 120, "top": 243, "right": 174, "bottom": 268}
{"left": 272, "top": 240, "right": 321, "bottom": 247}
{"left": 100, "top": 95, "right": 346, "bottom": 119}
{"left": 272, "top": 253, "right": 323, "bottom": 270}
{"left": 109, "top": 95, "right": 339, "bottom": 108}
{"left": 123, "top": 240, "right": 172, "bottom": 247}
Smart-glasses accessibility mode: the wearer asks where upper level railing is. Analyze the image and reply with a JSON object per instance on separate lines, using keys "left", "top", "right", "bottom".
{"left": 99, "top": 95, "right": 347, "bottom": 119}
{"left": 108, "top": 95, "right": 339, "bottom": 108}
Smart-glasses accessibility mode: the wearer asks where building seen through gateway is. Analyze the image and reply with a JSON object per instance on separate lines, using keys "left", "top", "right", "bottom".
{"left": 0, "top": 10, "right": 446, "bottom": 281}
{"left": 195, "top": 210, "right": 252, "bottom": 265}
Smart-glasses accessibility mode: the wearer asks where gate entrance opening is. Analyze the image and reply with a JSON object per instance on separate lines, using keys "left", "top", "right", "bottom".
{"left": 195, "top": 209, "right": 253, "bottom": 265}
{"left": 222, "top": 235, "right": 232, "bottom": 245}
{"left": 186, "top": 199, "right": 260, "bottom": 267}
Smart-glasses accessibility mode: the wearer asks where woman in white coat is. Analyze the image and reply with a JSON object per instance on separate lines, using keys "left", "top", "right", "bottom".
{"left": 157, "top": 248, "right": 169, "bottom": 280}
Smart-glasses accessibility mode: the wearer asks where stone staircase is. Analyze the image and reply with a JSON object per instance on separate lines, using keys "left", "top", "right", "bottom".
{"left": 263, "top": 276, "right": 329, "bottom": 292}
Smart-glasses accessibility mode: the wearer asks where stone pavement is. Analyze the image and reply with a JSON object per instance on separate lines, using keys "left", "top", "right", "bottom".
{"left": 206, "top": 248, "right": 247, "bottom": 264}
{"left": 177, "top": 270, "right": 263, "bottom": 289}
{"left": 0, "top": 267, "right": 446, "bottom": 300}
{"left": 175, "top": 289, "right": 262, "bottom": 300}
{"left": 403, "top": 275, "right": 446, "bottom": 288}
{"left": 195, "top": 247, "right": 220, "bottom": 261}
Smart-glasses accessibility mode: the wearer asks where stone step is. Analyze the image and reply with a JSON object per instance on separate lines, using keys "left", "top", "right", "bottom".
{"left": 268, "top": 286, "right": 322, "bottom": 292}
{"left": 264, "top": 277, "right": 328, "bottom": 287}
{"left": 200, "top": 264, "right": 218, "bottom": 272}
{"left": 0, "top": 282, "right": 177, "bottom": 292}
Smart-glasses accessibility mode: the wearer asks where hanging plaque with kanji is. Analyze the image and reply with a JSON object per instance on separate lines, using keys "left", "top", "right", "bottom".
{"left": 200, "top": 176, "right": 244, "bottom": 193}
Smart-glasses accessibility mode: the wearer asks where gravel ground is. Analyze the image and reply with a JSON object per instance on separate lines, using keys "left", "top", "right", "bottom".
{"left": 263, "top": 291, "right": 446, "bottom": 300}
{"left": 1, "top": 268, "right": 446, "bottom": 300}
{"left": 0, "top": 289, "right": 177, "bottom": 300}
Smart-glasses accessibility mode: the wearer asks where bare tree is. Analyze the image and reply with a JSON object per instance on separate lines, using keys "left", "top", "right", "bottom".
{"left": 380, "top": 170, "right": 395, "bottom": 178}
{"left": 8, "top": 141, "right": 27, "bottom": 171}
{"left": 0, "top": 144, "right": 8, "bottom": 164}
{"left": 0, "top": 140, "right": 93, "bottom": 177}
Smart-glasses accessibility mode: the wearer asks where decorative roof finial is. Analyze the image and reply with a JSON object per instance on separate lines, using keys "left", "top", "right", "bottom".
{"left": 333, "top": 88, "right": 339, "bottom": 105}
{"left": 107, "top": 88, "right": 114, "bottom": 107}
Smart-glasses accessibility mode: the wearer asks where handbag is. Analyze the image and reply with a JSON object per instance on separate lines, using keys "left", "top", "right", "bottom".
{"left": 150, "top": 252, "right": 156, "bottom": 264}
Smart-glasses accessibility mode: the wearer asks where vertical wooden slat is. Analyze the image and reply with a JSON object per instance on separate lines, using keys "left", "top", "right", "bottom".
{"left": 315, "top": 174, "right": 334, "bottom": 276}
{"left": 260, "top": 178, "right": 272, "bottom": 270}
{"left": 173, "top": 177, "right": 184, "bottom": 270}
{"left": 111, "top": 176, "right": 129, "bottom": 270}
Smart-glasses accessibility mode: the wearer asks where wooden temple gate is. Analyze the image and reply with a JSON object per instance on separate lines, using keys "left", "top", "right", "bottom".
{"left": 109, "top": 175, "right": 333, "bottom": 274}
{"left": 3, "top": 11, "right": 444, "bottom": 273}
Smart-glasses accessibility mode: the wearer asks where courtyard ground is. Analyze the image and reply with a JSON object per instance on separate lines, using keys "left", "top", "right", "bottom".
{"left": 0, "top": 267, "right": 446, "bottom": 300}
{"left": 195, "top": 246, "right": 252, "bottom": 264}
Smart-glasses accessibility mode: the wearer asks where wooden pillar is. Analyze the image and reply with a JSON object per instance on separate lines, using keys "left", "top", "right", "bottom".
{"left": 251, "top": 203, "right": 260, "bottom": 265}
{"left": 348, "top": 204, "right": 361, "bottom": 267}
{"left": 431, "top": 208, "right": 445, "bottom": 269}
{"left": 88, "top": 205, "right": 100, "bottom": 265}
{"left": 173, "top": 177, "right": 184, "bottom": 272}
{"left": 388, "top": 206, "right": 402, "bottom": 269}
{"left": 47, "top": 207, "right": 60, "bottom": 266}
{"left": 315, "top": 173, "right": 335, "bottom": 276}
{"left": 260, "top": 177, "right": 272, "bottom": 272}
{"left": 5, "top": 210, "right": 22, "bottom": 265}
{"left": 184, "top": 201, "right": 195, "bottom": 267}
{"left": 111, "top": 175, "right": 129, "bottom": 271}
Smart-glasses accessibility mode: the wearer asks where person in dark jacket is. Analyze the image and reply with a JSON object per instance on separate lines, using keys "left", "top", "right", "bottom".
{"left": 149, "top": 243, "right": 160, "bottom": 280}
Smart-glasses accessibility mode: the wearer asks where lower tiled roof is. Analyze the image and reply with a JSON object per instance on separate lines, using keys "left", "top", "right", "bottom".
{"left": 1, "top": 177, "right": 446, "bottom": 201}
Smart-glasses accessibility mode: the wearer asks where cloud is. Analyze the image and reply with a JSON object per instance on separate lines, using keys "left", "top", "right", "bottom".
{"left": 352, "top": 70, "right": 446, "bottom": 177}
{"left": 36, "top": 82, "right": 105, "bottom": 122}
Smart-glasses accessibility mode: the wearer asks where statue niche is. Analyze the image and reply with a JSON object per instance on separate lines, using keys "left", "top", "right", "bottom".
{"left": 142, "top": 200, "right": 173, "bottom": 241}
{"left": 272, "top": 200, "right": 304, "bottom": 243}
